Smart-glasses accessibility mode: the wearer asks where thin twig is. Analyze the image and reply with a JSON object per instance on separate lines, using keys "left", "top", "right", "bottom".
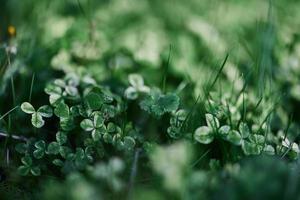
{"left": 0, "top": 132, "right": 28, "bottom": 142}
{"left": 127, "top": 148, "right": 141, "bottom": 200}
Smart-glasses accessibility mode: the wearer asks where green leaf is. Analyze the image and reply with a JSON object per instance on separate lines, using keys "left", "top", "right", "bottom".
{"left": 158, "top": 93, "right": 180, "bottom": 113}
{"left": 49, "top": 94, "right": 63, "bottom": 106}
{"left": 85, "top": 92, "right": 103, "bottom": 110}
{"left": 167, "top": 126, "right": 181, "bottom": 139}
{"left": 249, "top": 134, "right": 265, "bottom": 145}
{"left": 47, "top": 142, "right": 60, "bottom": 155}
{"left": 140, "top": 90, "right": 179, "bottom": 117}
{"left": 33, "top": 141, "right": 46, "bottom": 159}
{"left": 45, "top": 83, "right": 62, "bottom": 95}
{"left": 263, "top": 145, "right": 275, "bottom": 155}
{"left": 54, "top": 102, "right": 69, "bottom": 118}
{"left": 33, "top": 149, "right": 45, "bottom": 159}
{"left": 56, "top": 131, "right": 67, "bottom": 145}
{"left": 21, "top": 102, "right": 35, "bottom": 114}
{"left": 37, "top": 105, "right": 53, "bottom": 118}
{"left": 94, "top": 113, "right": 104, "bottom": 128}
{"left": 21, "top": 156, "right": 32, "bottom": 166}
{"left": 107, "top": 122, "right": 116, "bottom": 133}
{"left": 66, "top": 152, "right": 75, "bottom": 161}
{"left": 59, "top": 146, "right": 72, "bottom": 158}
{"left": 218, "top": 125, "right": 230, "bottom": 138}
{"left": 35, "top": 140, "right": 46, "bottom": 149}
{"left": 101, "top": 104, "right": 116, "bottom": 118}
{"left": 80, "top": 119, "right": 94, "bottom": 131}
{"left": 60, "top": 117, "right": 74, "bottom": 131}
{"left": 18, "top": 166, "right": 30, "bottom": 176}
{"left": 129, "top": 74, "right": 144, "bottom": 88}
{"left": 70, "top": 106, "right": 80, "bottom": 116}
{"left": 194, "top": 126, "right": 214, "bottom": 144}
{"left": 65, "top": 85, "right": 78, "bottom": 96}
{"left": 103, "top": 133, "right": 113, "bottom": 143}
{"left": 31, "top": 112, "right": 45, "bottom": 128}
{"left": 226, "top": 130, "right": 242, "bottom": 145}
{"left": 101, "top": 89, "right": 114, "bottom": 103}
{"left": 125, "top": 87, "right": 138, "bottom": 100}
{"left": 242, "top": 141, "right": 262, "bottom": 155}
{"left": 92, "top": 129, "right": 101, "bottom": 141}
{"left": 123, "top": 136, "right": 135, "bottom": 150}
{"left": 31, "top": 166, "right": 41, "bottom": 176}
{"left": 15, "top": 143, "right": 28, "bottom": 154}
{"left": 53, "top": 159, "right": 64, "bottom": 167}
{"left": 54, "top": 79, "right": 66, "bottom": 87}
{"left": 174, "top": 109, "right": 187, "bottom": 122}
{"left": 239, "top": 122, "right": 250, "bottom": 138}
{"left": 205, "top": 113, "right": 220, "bottom": 130}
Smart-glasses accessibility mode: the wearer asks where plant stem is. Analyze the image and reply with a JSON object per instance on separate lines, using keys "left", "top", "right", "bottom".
{"left": 127, "top": 148, "right": 141, "bottom": 200}
{"left": 0, "top": 132, "right": 28, "bottom": 141}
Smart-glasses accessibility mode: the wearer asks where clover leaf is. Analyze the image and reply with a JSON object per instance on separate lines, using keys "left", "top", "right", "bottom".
{"left": 167, "top": 109, "right": 188, "bottom": 139}
{"left": 194, "top": 126, "right": 214, "bottom": 144}
{"left": 37, "top": 105, "right": 53, "bottom": 117}
{"left": 123, "top": 136, "right": 136, "bottom": 151}
{"left": 21, "top": 102, "right": 35, "bottom": 114}
{"left": 225, "top": 130, "right": 242, "bottom": 145}
{"left": 239, "top": 122, "right": 250, "bottom": 138}
{"left": 218, "top": 125, "right": 230, "bottom": 138}
{"left": 31, "top": 113, "right": 45, "bottom": 128}
{"left": 263, "top": 145, "right": 275, "bottom": 155}
{"left": 85, "top": 92, "right": 103, "bottom": 110}
{"left": 21, "top": 102, "right": 53, "bottom": 128}
{"left": 205, "top": 113, "right": 220, "bottom": 130}
{"left": 47, "top": 142, "right": 60, "bottom": 155}
{"left": 101, "top": 104, "right": 116, "bottom": 119}
{"left": 242, "top": 141, "right": 263, "bottom": 155}
{"left": 74, "top": 148, "right": 93, "bottom": 169}
{"left": 33, "top": 140, "right": 46, "bottom": 159}
{"left": 56, "top": 131, "right": 67, "bottom": 145}
{"left": 15, "top": 142, "right": 29, "bottom": 154}
{"left": 80, "top": 119, "right": 94, "bottom": 131}
{"left": 140, "top": 89, "right": 180, "bottom": 117}
{"left": 45, "top": 83, "right": 63, "bottom": 106}
{"left": 17, "top": 155, "right": 41, "bottom": 176}
{"left": 54, "top": 102, "right": 69, "bottom": 118}
{"left": 280, "top": 138, "right": 300, "bottom": 159}
{"left": 125, "top": 74, "right": 150, "bottom": 100}
{"left": 242, "top": 134, "right": 265, "bottom": 155}
{"left": 80, "top": 112, "right": 105, "bottom": 141}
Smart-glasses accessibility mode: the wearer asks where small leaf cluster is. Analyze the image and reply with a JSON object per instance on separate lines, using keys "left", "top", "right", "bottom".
{"left": 124, "top": 74, "right": 150, "bottom": 99}
{"left": 167, "top": 109, "right": 188, "bottom": 139}
{"left": 17, "top": 73, "right": 138, "bottom": 176}
{"left": 193, "top": 113, "right": 276, "bottom": 156}
{"left": 193, "top": 93, "right": 300, "bottom": 159}
{"left": 139, "top": 88, "right": 180, "bottom": 117}
{"left": 21, "top": 102, "right": 53, "bottom": 128}
{"left": 124, "top": 74, "right": 180, "bottom": 117}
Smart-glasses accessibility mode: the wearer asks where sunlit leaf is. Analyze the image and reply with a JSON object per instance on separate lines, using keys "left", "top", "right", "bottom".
{"left": 194, "top": 126, "right": 214, "bottom": 144}
{"left": 80, "top": 119, "right": 94, "bottom": 131}
{"left": 31, "top": 113, "right": 45, "bottom": 128}
{"left": 21, "top": 102, "right": 35, "bottom": 114}
{"left": 37, "top": 105, "right": 53, "bottom": 118}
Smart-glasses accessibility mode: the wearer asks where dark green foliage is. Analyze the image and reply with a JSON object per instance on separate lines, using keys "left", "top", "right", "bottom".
{"left": 1, "top": 0, "right": 300, "bottom": 199}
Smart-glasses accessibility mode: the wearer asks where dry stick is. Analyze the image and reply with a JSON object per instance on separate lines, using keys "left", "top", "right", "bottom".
{"left": 127, "top": 148, "right": 142, "bottom": 200}
{"left": 0, "top": 132, "right": 28, "bottom": 142}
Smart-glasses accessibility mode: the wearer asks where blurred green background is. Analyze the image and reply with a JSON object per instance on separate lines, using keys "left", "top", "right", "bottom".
{"left": 1, "top": 0, "right": 300, "bottom": 199}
